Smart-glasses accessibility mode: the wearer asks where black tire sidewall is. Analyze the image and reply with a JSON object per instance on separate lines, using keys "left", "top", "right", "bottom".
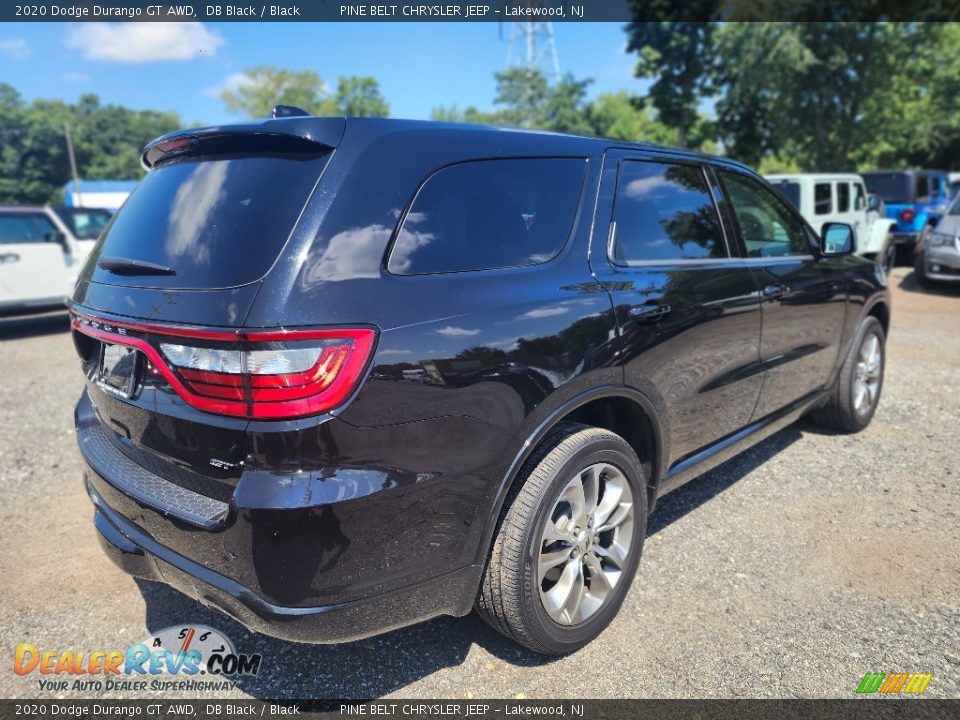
{"left": 516, "top": 437, "right": 647, "bottom": 654}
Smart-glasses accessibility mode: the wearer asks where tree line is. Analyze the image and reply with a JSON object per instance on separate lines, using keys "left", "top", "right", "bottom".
{"left": 2, "top": 21, "right": 958, "bottom": 205}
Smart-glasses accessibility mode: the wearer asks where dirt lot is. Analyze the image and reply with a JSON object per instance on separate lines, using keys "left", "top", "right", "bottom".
{"left": 0, "top": 267, "right": 958, "bottom": 700}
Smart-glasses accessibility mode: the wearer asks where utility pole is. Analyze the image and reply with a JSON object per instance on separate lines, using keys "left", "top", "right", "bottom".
{"left": 64, "top": 123, "right": 82, "bottom": 208}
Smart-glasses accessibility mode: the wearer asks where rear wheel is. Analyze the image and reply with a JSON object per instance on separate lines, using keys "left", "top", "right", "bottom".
{"left": 811, "top": 316, "right": 885, "bottom": 433}
{"left": 476, "top": 423, "right": 647, "bottom": 655}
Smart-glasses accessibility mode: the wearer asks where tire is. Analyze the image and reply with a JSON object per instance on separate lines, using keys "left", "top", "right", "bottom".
{"left": 811, "top": 316, "right": 885, "bottom": 433}
{"left": 914, "top": 248, "right": 932, "bottom": 287}
{"left": 476, "top": 422, "right": 648, "bottom": 655}
{"left": 878, "top": 234, "right": 896, "bottom": 275}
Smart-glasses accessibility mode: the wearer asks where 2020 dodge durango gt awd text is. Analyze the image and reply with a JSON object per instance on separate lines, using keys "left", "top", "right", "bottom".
{"left": 70, "top": 117, "right": 890, "bottom": 655}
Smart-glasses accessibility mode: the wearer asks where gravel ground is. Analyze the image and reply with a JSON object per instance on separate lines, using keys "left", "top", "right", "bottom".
{"left": 0, "top": 266, "right": 958, "bottom": 700}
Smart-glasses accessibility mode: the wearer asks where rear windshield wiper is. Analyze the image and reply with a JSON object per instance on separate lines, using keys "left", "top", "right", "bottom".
{"left": 98, "top": 257, "right": 176, "bottom": 276}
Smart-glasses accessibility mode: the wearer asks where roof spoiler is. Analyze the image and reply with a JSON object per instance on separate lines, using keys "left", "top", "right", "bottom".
{"left": 141, "top": 116, "right": 346, "bottom": 169}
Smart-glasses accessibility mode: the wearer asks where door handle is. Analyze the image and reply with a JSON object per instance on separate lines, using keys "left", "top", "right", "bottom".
{"left": 628, "top": 303, "right": 671, "bottom": 321}
{"left": 761, "top": 283, "right": 789, "bottom": 299}
{"left": 0, "top": 252, "right": 20, "bottom": 264}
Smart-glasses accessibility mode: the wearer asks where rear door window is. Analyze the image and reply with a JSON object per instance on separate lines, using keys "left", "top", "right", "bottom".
{"left": 0, "top": 213, "right": 60, "bottom": 245}
{"left": 610, "top": 161, "right": 726, "bottom": 263}
{"left": 389, "top": 158, "right": 586, "bottom": 275}
{"left": 90, "top": 152, "right": 329, "bottom": 289}
{"left": 837, "top": 183, "right": 850, "bottom": 213}
{"left": 916, "top": 175, "right": 930, "bottom": 202}
{"left": 814, "top": 183, "right": 832, "bottom": 215}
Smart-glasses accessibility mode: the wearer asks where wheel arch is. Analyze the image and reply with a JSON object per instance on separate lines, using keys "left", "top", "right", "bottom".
{"left": 474, "top": 385, "right": 666, "bottom": 569}
{"left": 865, "top": 296, "right": 890, "bottom": 337}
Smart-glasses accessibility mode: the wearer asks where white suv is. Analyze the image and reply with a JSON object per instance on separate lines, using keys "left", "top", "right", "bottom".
{"left": 0, "top": 205, "right": 108, "bottom": 316}
{"left": 766, "top": 173, "right": 897, "bottom": 273}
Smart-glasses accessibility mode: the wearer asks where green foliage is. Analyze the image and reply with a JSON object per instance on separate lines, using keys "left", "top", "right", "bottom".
{"left": 221, "top": 66, "right": 389, "bottom": 118}
{"left": 0, "top": 83, "right": 180, "bottom": 205}
{"left": 625, "top": 11, "right": 720, "bottom": 148}
{"left": 333, "top": 76, "right": 389, "bottom": 118}
{"left": 626, "top": 17, "right": 960, "bottom": 171}
{"left": 586, "top": 92, "right": 675, "bottom": 144}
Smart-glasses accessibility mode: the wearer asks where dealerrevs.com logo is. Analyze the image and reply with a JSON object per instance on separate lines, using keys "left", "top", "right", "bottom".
{"left": 14, "top": 625, "right": 262, "bottom": 693}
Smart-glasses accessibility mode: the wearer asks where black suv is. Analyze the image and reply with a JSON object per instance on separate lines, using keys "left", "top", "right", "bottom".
{"left": 71, "top": 117, "right": 890, "bottom": 655}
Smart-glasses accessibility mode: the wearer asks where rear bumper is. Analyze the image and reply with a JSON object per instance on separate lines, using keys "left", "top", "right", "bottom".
{"left": 892, "top": 232, "right": 919, "bottom": 246}
{"left": 88, "top": 475, "right": 479, "bottom": 643}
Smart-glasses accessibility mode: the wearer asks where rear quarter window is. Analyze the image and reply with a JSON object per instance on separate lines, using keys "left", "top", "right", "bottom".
{"left": 388, "top": 158, "right": 586, "bottom": 275}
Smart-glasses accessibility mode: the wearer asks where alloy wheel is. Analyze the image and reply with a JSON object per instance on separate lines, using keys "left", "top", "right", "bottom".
{"left": 537, "top": 462, "right": 635, "bottom": 625}
{"left": 853, "top": 333, "right": 882, "bottom": 416}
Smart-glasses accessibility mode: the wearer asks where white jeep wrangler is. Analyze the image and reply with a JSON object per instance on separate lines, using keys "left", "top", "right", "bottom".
{"left": 765, "top": 173, "right": 897, "bottom": 274}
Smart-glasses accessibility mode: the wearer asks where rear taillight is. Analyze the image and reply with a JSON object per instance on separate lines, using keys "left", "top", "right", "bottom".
{"left": 900, "top": 208, "right": 916, "bottom": 223}
{"left": 71, "top": 313, "right": 376, "bottom": 420}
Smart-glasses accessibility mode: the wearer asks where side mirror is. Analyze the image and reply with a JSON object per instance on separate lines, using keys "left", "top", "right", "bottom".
{"left": 821, "top": 222, "right": 855, "bottom": 256}
{"left": 46, "top": 231, "right": 68, "bottom": 247}
{"left": 867, "top": 195, "right": 880, "bottom": 211}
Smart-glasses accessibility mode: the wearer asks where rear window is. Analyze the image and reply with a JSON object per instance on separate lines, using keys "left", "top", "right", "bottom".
{"left": 388, "top": 158, "right": 586, "bottom": 275}
{"left": 90, "top": 153, "right": 328, "bottom": 289}
{"left": 611, "top": 161, "right": 726, "bottom": 263}
{"left": 863, "top": 172, "right": 913, "bottom": 205}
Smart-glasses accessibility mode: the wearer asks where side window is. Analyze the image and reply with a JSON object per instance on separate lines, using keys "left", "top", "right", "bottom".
{"left": 719, "top": 171, "right": 810, "bottom": 258}
{"left": 854, "top": 183, "right": 866, "bottom": 210}
{"left": 389, "top": 158, "right": 585, "bottom": 275}
{"left": 837, "top": 183, "right": 850, "bottom": 213}
{"left": 814, "top": 183, "right": 832, "bottom": 215}
{"left": 916, "top": 175, "right": 930, "bottom": 202}
{"left": 0, "top": 214, "right": 60, "bottom": 245}
{"left": 931, "top": 175, "right": 942, "bottom": 198}
{"left": 610, "top": 161, "right": 726, "bottom": 263}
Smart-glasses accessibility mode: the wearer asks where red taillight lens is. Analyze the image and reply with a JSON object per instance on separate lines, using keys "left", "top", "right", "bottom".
{"left": 900, "top": 208, "right": 916, "bottom": 223}
{"left": 71, "top": 314, "right": 376, "bottom": 420}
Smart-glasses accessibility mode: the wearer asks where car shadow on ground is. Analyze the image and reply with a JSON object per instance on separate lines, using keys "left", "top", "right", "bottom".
{"left": 138, "top": 423, "right": 805, "bottom": 699}
{"left": 898, "top": 270, "right": 960, "bottom": 297}
{"left": 0, "top": 311, "right": 70, "bottom": 340}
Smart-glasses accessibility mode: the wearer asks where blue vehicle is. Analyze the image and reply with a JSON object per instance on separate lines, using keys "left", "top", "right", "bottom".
{"left": 862, "top": 170, "right": 951, "bottom": 250}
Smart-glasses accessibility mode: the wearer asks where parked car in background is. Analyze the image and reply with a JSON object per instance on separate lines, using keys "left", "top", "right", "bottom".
{"left": 948, "top": 172, "right": 960, "bottom": 200}
{"left": 862, "top": 170, "right": 951, "bottom": 253}
{"left": 70, "top": 117, "right": 891, "bottom": 655}
{"left": 0, "top": 205, "right": 105, "bottom": 316}
{"left": 914, "top": 192, "right": 960, "bottom": 286}
{"left": 766, "top": 173, "right": 897, "bottom": 273}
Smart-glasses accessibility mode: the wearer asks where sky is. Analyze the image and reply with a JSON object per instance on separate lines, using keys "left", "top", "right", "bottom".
{"left": 0, "top": 22, "right": 647, "bottom": 125}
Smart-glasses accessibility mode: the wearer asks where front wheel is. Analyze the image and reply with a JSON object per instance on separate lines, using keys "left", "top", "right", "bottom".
{"left": 878, "top": 234, "right": 896, "bottom": 275}
{"left": 811, "top": 316, "right": 885, "bottom": 433}
{"left": 914, "top": 249, "right": 932, "bottom": 287}
{"left": 476, "top": 423, "right": 647, "bottom": 655}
